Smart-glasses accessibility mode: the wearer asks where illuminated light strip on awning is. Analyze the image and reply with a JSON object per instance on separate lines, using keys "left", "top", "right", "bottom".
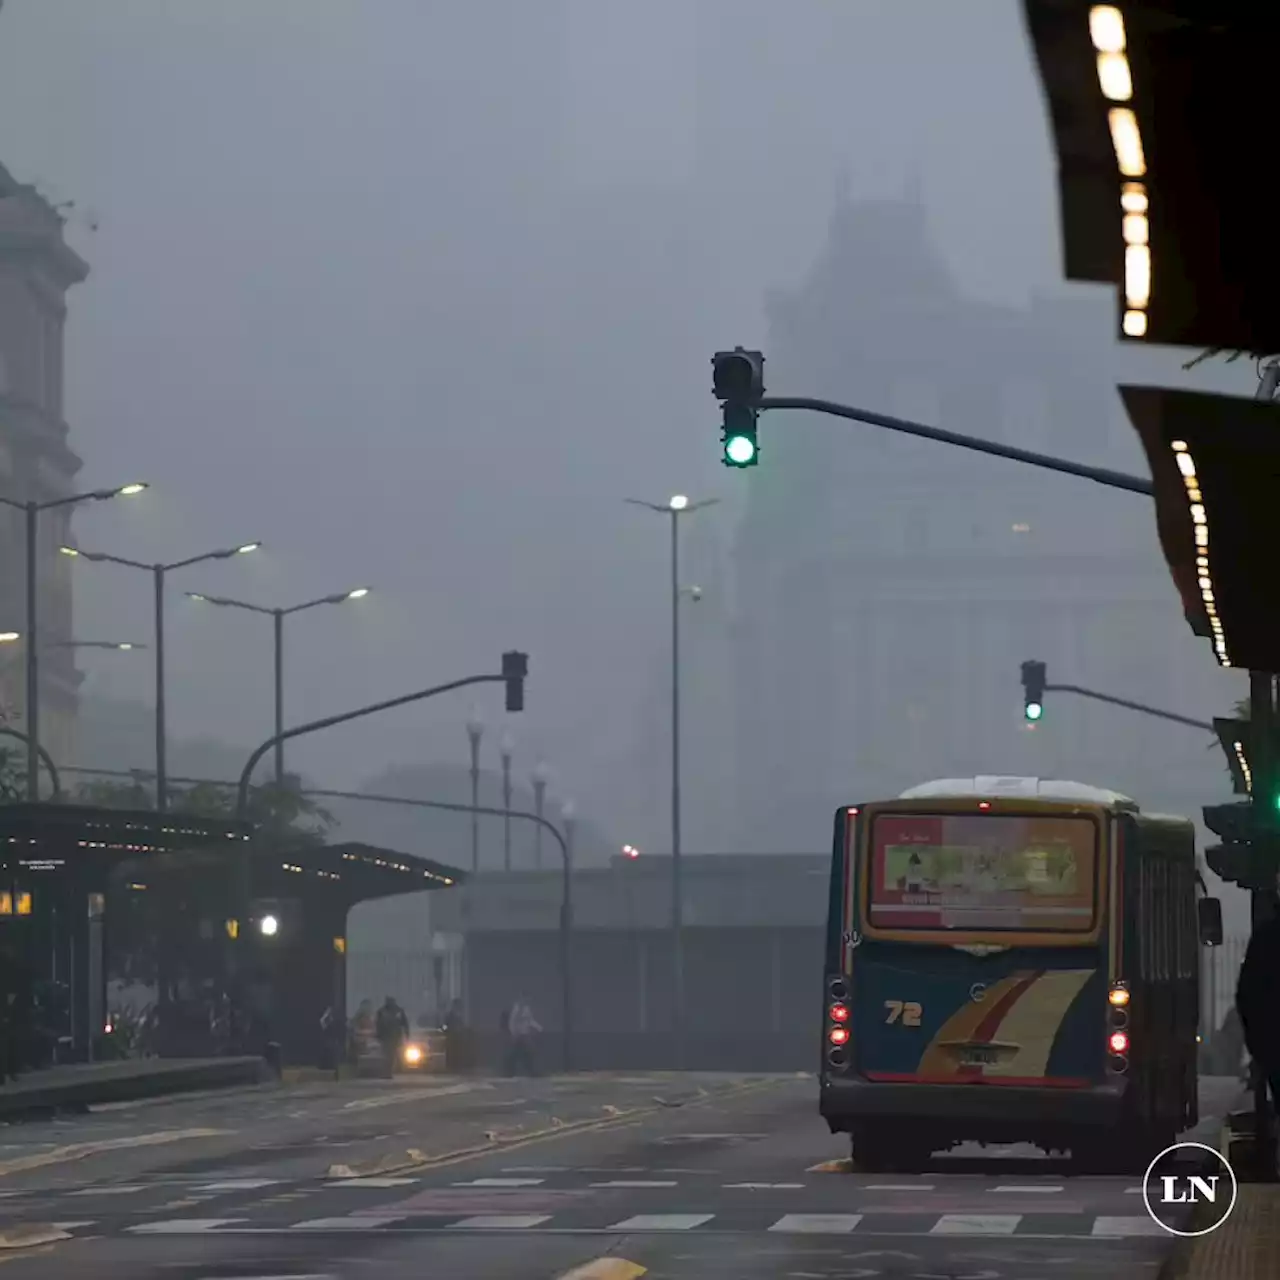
{"left": 1233, "top": 741, "right": 1252, "bottom": 792}
{"left": 1089, "top": 7, "right": 1150, "bottom": 338}
{"left": 1171, "top": 439, "right": 1229, "bottom": 666}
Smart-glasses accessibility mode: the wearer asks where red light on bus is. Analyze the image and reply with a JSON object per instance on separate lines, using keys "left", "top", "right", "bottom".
{"left": 977, "top": 801, "right": 991, "bottom": 810}
{"left": 847, "top": 807, "right": 859, "bottom": 816}
{"left": 829, "top": 1003, "right": 849, "bottom": 1022}
{"left": 1108, "top": 1031, "right": 1129, "bottom": 1055}
{"left": 828, "top": 1025, "right": 849, "bottom": 1045}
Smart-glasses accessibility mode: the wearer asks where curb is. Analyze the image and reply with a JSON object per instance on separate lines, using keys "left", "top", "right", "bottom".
{"left": 1157, "top": 1113, "right": 1238, "bottom": 1279}
{"left": 324, "top": 1075, "right": 781, "bottom": 1179}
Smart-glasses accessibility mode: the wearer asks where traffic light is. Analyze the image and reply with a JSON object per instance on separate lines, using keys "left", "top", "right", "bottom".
{"left": 1203, "top": 800, "right": 1279, "bottom": 890}
{"left": 502, "top": 650, "right": 528, "bottom": 713}
{"left": 1021, "top": 660, "right": 1046, "bottom": 722}
{"left": 712, "top": 347, "right": 765, "bottom": 468}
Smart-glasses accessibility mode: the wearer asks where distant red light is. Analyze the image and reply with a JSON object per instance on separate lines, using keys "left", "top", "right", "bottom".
{"left": 1109, "top": 1031, "right": 1129, "bottom": 1055}
{"left": 978, "top": 801, "right": 991, "bottom": 810}
{"left": 847, "top": 807, "right": 859, "bottom": 816}
{"left": 829, "top": 1003, "right": 849, "bottom": 1022}
{"left": 828, "top": 1025, "right": 849, "bottom": 1045}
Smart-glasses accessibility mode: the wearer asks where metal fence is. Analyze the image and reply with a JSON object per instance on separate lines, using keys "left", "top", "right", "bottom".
{"left": 1202, "top": 934, "right": 1247, "bottom": 1036}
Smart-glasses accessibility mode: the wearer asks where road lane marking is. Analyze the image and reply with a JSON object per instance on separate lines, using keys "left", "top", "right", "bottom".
{"left": 555, "top": 1262, "right": 647, "bottom": 1280}
{"left": 65, "top": 1185, "right": 146, "bottom": 1196}
{"left": 291, "top": 1216, "right": 407, "bottom": 1230}
{"left": 769, "top": 1214, "right": 863, "bottom": 1233}
{"left": 590, "top": 1180, "right": 677, "bottom": 1188}
{"left": 0, "top": 1128, "right": 228, "bottom": 1178}
{"left": 1091, "top": 1216, "right": 1167, "bottom": 1236}
{"left": 0, "top": 1224, "right": 73, "bottom": 1250}
{"left": 606, "top": 1214, "right": 713, "bottom": 1230}
{"left": 129, "top": 1219, "right": 246, "bottom": 1234}
{"left": 865, "top": 1184, "right": 933, "bottom": 1191}
{"left": 451, "top": 1214, "right": 552, "bottom": 1228}
{"left": 193, "top": 1179, "right": 281, "bottom": 1191}
{"left": 992, "top": 1185, "right": 1063, "bottom": 1193}
{"left": 321, "top": 1177, "right": 418, "bottom": 1188}
{"left": 452, "top": 1177, "right": 545, "bottom": 1187}
{"left": 341, "top": 1083, "right": 489, "bottom": 1111}
{"left": 724, "top": 1182, "right": 804, "bottom": 1189}
{"left": 930, "top": 1214, "right": 1021, "bottom": 1234}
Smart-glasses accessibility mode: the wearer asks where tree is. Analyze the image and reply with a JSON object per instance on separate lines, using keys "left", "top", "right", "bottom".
{"left": 173, "top": 779, "right": 334, "bottom": 846}
{"left": 74, "top": 776, "right": 153, "bottom": 809}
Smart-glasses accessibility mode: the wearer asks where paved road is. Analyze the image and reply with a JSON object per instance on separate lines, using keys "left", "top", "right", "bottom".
{"left": 0, "top": 1073, "right": 1241, "bottom": 1279}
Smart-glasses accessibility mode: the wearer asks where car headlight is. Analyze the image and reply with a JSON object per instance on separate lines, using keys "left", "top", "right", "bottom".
{"left": 402, "top": 1042, "right": 424, "bottom": 1066}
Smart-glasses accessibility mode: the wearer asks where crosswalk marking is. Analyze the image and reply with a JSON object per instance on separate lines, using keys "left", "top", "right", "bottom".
{"left": 606, "top": 1214, "right": 713, "bottom": 1231}
{"left": 1092, "top": 1216, "right": 1167, "bottom": 1236}
{"left": 194, "top": 1180, "right": 281, "bottom": 1191}
{"left": 864, "top": 1183, "right": 933, "bottom": 1191}
{"left": 930, "top": 1214, "right": 1022, "bottom": 1235}
{"left": 992, "top": 1185, "right": 1063, "bottom": 1193}
{"left": 129, "top": 1219, "right": 246, "bottom": 1234}
{"left": 67, "top": 1185, "right": 145, "bottom": 1196}
{"left": 322, "top": 1177, "right": 418, "bottom": 1188}
{"left": 724, "top": 1182, "right": 804, "bottom": 1189}
{"left": 291, "top": 1216, "right": 407, "bottom": 1230}
{"left": 453, "top": 1177, "right": 544, "bottom": 1187}
{"left": 769, "top": 1213, "right": 863, "bottom": 1234}
{"left": 590, "top": 1180, "right": 677, "bottom": 1188}
{"left": 451, "top": 1215, "right": 553, "bottom": 1229}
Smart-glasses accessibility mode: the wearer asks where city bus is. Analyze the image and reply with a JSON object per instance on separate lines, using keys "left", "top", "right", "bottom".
{"left": 818, "top": 777, "right": 1223, "bottom": 1173}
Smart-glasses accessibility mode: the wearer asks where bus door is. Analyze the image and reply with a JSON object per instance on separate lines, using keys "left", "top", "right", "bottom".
{"left": 850, "top": 808, "right": 1108, "bottom": 1089}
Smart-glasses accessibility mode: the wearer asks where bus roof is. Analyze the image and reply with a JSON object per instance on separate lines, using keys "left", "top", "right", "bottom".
{"left": 897, "top": 776, "right": 1140, "bottom": 809}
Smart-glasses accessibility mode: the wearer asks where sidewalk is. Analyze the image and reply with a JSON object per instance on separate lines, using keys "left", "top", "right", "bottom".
{"left": 1176, "top": 1184, "right": 1280, "bottom": 1279}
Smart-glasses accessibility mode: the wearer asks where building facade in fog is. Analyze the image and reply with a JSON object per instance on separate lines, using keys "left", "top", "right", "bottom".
{"left": 730, "top": 195, "right": 1229, "bottom": 852}
{"left": 0, "top": 162, "right": 87, "bottom": 766}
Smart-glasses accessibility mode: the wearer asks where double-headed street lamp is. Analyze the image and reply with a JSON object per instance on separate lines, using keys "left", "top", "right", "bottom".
{"left": 0, "top": 481, "right": 147, "bottom": 798}
{"left": 61, "top": 540, "right": 261, "bottom": 809}
{"left": 625, "top": 493, "right": 718, "bottom": 1067}
{"left": 185, "top": 587, "right": 369, "bottom": 786}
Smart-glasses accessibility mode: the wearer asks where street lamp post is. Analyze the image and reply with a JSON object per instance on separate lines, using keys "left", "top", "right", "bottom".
{"left": 625, "top": 493, "right": 717, "bottom": 1067}
{"left": 0, "top": 481, "right": 147, "bottom": 799}
{"left": 500, "top": 731, "right": 514, "bottom": 872}
{"left": 466, "top": 709, "right": 483, "bottom": 872}
{"left": 532, "top": 761, "right": 551, "bottom": 869}
{"left": 186, "top": 586, "right": 369, "bottom": 786}
{"left": 562, "top": 799, "right": 576, "bottom": 1070}
{"left": 62, "top": 539, "right": 261, "bottom": 809}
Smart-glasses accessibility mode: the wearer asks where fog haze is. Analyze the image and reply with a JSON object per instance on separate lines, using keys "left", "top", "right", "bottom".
{"left": 0, "top": 1, "right": 1251, "bottom": 910}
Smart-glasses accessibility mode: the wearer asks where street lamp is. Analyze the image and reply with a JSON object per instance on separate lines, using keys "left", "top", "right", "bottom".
{"left": 532, "top": 761, "right": 551, "bottom": 869}
{"left": 0, "top": 480, "right": 148, "bottom": 798}
{"left": 625, "top": 492, "right": 718, "bottom": 1067}
{"left": 61, "top": 540, "right": 261, "bottom": 810}
{"left": 500, "top": 730, "right": 515, "bottom": 872}
{"left": 466, "top": 708, "right": 483, "bottom": 872}
{"left": 185, "top": 586, "right": 368, "bottom": 787}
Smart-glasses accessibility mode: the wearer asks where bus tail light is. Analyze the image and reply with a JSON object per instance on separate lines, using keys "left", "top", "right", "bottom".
{"left": 829, "top": 1002, "right": 849, "bottom": 1023}
{"left": 829, "top": 1025, "right": 849, "bottom": 1046}
{"left": 1108, "top": 1030, "right": 1129, "bottom": 1055}
{"left": 1108, "top": 984, "right": 1130, "bottom": 1007}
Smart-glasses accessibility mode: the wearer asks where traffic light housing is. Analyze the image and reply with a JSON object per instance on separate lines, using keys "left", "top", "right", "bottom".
{"left": 1021, "top": 660, "right": 1046, "bottom": 722}
{"left": 502, "top": 650, "right": 528, "bottom": 713}
{"left": 1203, "top": 800, "right": 1279, "bottom": 890}
{"left": 712, "top": 347, "right": 765, "bottom": 468}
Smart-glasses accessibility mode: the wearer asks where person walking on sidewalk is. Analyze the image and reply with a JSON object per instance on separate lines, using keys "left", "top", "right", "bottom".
{"left": 1236, "top": 910, "right": 1280, "bottom": 1169}
{"left": 504, "top": 998, "right": 542, "bottom": 1077}
{"left": 375, "top": 996, "right": 409, "bottom": 1077}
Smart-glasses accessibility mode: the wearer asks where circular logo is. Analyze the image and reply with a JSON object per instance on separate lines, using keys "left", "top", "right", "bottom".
{"left": 969, "top": 983, "right": 987, "bottom": 1002}
{"left": 1141, "top": 1141, "right": 1237, "bottom": 1237}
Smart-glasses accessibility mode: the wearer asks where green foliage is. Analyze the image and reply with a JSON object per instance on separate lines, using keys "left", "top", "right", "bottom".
{"left": 73, "top": 776, "right": 152, "bottom": 809}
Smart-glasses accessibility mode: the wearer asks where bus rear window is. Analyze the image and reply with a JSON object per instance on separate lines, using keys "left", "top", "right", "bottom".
{"left": 867, "top": 812, "right": 1099, "bottom": 933}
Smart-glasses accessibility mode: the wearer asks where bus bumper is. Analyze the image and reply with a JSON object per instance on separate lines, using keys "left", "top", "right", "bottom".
{"left": 819, "top": 1074, "right": 1128, "bottom": 1131}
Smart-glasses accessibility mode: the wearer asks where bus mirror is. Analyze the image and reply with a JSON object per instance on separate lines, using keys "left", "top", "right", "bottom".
{"left": 1197, "top": 897, "right": 1224, "bottom": 947}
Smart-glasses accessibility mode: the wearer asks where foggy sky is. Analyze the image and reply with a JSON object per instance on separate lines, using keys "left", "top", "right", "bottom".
{"left": 0, "top": 1, "right": 1253, "bottom": 856}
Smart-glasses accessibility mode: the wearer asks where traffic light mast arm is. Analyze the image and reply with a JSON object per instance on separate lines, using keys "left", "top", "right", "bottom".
{"left": 756, "top": 396, "right": 1154, "bottom": 497}
{"left": 1045, "top": 682, "right": 1214, "bottom": 732}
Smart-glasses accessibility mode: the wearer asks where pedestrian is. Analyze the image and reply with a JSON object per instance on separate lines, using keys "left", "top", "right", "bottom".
{"left": 1235, "top": 910, "right": 1280, "bottom": 1157}
{"left": 505, "top": 997, "right": 542, "bottom": 1077}
{"left": 442, "top": 998, "right": 471, "bottom": 1073}
{"left": 374, "top": 996, "right": 409, "bottom": 1077}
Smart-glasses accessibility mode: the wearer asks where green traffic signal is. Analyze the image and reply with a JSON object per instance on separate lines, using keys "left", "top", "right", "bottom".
{"left": 1025, "top": 701, "right": 1043, "bottom": 722}
{"left": 725, "top": 434, "right": 757, "bottom": 466}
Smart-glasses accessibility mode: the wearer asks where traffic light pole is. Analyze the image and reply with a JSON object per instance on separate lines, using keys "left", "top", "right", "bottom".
{"left": 1043, "top": 682, "right": 1213, "bottom": 732}
{"left": 755, "top": 396, "right": 1154, "bottom": 496}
